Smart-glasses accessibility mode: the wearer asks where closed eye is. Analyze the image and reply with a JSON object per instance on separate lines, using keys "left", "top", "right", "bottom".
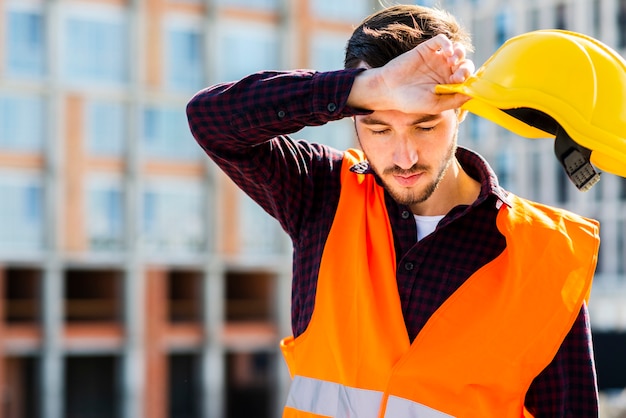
{"left": 371, "top": 128, "right": 392, "bottom": 135}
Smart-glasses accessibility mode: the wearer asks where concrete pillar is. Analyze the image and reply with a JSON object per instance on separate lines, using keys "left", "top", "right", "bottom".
{"left": 40, "top": 264, "right": 64, "bottom": 418}
{"left": 144, "top": 268, "right": 168, "bottom": 418}
{"left": 202, "top": 259, "right": 225, "bottom": 418}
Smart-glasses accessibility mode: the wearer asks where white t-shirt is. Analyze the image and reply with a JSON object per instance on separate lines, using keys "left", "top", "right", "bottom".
{"left": 414, "top": 214, "right": 445, "bottom": 241}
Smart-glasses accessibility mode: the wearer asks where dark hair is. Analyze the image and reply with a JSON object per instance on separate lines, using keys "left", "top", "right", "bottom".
{"left": 345, "top": 4, "right": 473, "bottom": 69}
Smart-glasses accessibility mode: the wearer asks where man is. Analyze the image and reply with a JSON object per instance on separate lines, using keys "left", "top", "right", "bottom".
{"left": 186, "top": 4, "right": 600, "bottom": 417}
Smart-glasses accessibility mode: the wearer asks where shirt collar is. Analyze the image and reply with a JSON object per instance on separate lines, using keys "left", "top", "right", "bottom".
{"left": 348, "top": 146, "right": 512, "bottom": 209}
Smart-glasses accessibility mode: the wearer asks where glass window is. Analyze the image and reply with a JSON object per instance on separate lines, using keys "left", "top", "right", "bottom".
{"left": 311, "top": 0, "right": 370, "bottom": 22}
{"left": 495, "top": 8, "right": 513, "bottom": 46}
{"left": 166, "top": 27, "right": 204, "bottom": 92}
{"left": 555, "top": 3, "right": 568, "bottom": 30}
{"left": 64, "top": 356, "right": 119, "bottom": 417}
{"left": 217, "top": 23, "right": 279, "bottom": 82}
{"left": 0, "top": 173, "right": 43, "bottom": 251}
{"left": 310, "top": 34, "right": 346, "bottom": 71}
{"left": 495, "top": 147, "right": 516, "bottom": 192}
{"left": 86, "top": 100, "right": 126, "bottom": 156}
{"left": 142, "top": 105, "right": 199, "bottom": 160}
{"left": 86, "top": 177, "right": 124, "bottom": 252}
{"left": 461, "top": 113, "right": 489, "bottom": 146}
{"left": 618, "top": 219, "right": 625, "bottom": 275}
{"left": 6, "top": 9, "right": 45, "bottom": 77}
{"left": 619, "top": 0, "right": 626, "bottom": 49}
{"left": 299, "top": 120, "right": 356, "bottom": 151}
{"left": 142, "top": 180, "right": 205, "bottom": 254}
{"left": 0, "top": 94, "right": 45, "bottom": 152}
{"left": 239, "top": 192, "right": 284, "bottom": 255}
{"left": 592, "top": 0, "right": 602, "bottom": 39}
{"left": 64, "top": 14, "right": 128, "bottom": 84}
{"left": 302, "top": 33, "right": 356, "bottom": 150}
{"left": 215, "top": 0, "right": 277, "bottom": 10}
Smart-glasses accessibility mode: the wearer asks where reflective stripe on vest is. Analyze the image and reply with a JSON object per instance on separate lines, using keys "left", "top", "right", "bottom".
{"left": 285, "top": 375, "right": 453, "bottom": 418}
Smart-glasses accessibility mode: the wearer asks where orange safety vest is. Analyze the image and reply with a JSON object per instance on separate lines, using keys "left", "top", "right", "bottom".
{"left": 280, "top": 149, "right": 600, "bottom": 418}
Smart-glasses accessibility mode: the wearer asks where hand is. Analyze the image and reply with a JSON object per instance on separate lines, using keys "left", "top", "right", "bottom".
{"left": 347, "top": 34, "right": 474, "bottom": 114}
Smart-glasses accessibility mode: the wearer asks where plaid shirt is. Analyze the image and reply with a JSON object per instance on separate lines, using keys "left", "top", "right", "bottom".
{"left": 187, "top": 69, "right": 599, "bottom": 417}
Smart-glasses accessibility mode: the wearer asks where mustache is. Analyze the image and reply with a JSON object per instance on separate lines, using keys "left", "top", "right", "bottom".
{"left": 383, "top": 164, "right": 429, "bottom": 176}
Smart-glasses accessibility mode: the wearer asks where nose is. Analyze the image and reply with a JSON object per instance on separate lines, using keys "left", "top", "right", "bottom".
{"left": 392, "top": 137, "right": 418, "bottom": 170}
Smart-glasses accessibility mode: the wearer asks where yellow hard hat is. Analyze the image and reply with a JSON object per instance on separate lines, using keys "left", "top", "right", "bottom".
{"left": 436, "top": 29, "right": 626, "bottom": 190}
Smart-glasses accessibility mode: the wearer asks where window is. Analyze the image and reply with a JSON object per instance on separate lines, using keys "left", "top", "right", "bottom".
{"left": 65, "top": 356, "right": 120, "bottom": 418}
{"left": 495, "top": 7, "right": 513, "bottom": 46}
{"left": 527, "top": 8, "right": 541, "bottom": 31}
{"left": 215, "top": 0, "right": 277, "bottom": 10}
{"left": 5, "top": 267, "right": 41, "bottom": 324}
{"left": 65, "top": 269, "right": 121, "bottom": 322}
{"left": 310, "top": 33, "right": 345, "bottom": 71}
{"left": 619, "top": 0, "right": 626, "bottom": 49}
{"left": 239, "top": 192, "right": 284, "bottom": 255}
{"left": 0, "top": 173, "right": 43, "bottom": 251}
{"left": 217, "top": 23, "right": 279, "bottom": 82}
{"left": 4, "top": 356, "right": 41, "bottom": 418}
{"left": 299, "top": 120, "right": 356, "bottom": 151}
{"left": 556, "top": 163, "right": 569, "bottom": 203}
{"left": 0, "top": 94, "right": 44, "bottom": 152}
{"left": 495, "top": 147, "right": 516, "bottom": 192}
{"left": 64, "top": 13, "right": 128, "bottom": 84}
{"left": 618, "top": 220, "right": 625, "bottom": 275}
{"left": 555, "top": 3, "right": 568, "bottom": 30}
{"left": 311, "top": 0, "right": 370, "bottom": 22}
{"left": 142, "top": 180, "right": 205, "bottom": 254}
{"left": 166, "top": 27, "right": 204, "bottom": 92}
{"left": 592, "top": 0, "right": 602, "bottom": 39}
{"left": 301, "top": 34, "right": 357, "bottom": 151}
{"left": 143, "top": 105, "right": 199, "bottom": 160}
{"left": 169, "top": 354, "right": 201, "bottom": 418}
{"left": 462, "top": 113, "right": 489, "bottom": 145}
{"left": 226, "top": 351, "right": 275, "bottom": 418}
{"left": 86, "top": 100, "right": 126, "bottom": 156}
{"left": 86, "top": 177, "right": 124, "bottom": 252}
{"left": 6, "top": 9, "right": 45, "bottom": 77}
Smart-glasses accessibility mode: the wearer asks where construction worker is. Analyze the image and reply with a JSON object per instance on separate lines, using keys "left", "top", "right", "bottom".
{"left": 186, "top": 4, "right": 600, "bottom": 417}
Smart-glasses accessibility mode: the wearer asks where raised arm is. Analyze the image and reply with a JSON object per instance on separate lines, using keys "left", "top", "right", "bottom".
{"left": 185, "top": 69, "right": 368, "bottom": 238}
{"left": 348, "top": 34, "right": 473, "bottom": 113}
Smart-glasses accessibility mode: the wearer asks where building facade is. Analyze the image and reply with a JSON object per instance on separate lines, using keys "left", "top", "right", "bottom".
{"left": 0, "top": 0, "right": 624, "bottom": 417}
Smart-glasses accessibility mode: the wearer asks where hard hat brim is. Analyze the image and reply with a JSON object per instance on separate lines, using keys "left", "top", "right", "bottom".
{"left": 436, "top": 82, "right": 626, "bottom": 178}
{"left": 436, "top": 82, "right": 554, "bottom": 139}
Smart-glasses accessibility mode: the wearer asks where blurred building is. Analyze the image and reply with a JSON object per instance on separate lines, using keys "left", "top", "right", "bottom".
{"left": 0, "top": 0, "right": 625, "bottom": 418}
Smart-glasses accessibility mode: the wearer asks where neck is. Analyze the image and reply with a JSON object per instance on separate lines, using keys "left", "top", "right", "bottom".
{"left": 409, "top": 159, "right": 481, "bottom": 216}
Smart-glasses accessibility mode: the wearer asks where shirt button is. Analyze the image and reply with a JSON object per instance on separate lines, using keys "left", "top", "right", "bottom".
{"left": 327, "top": 102, "right": 337, "bottom": 112}
{"left": 404, "top": 262, "right": 414, "bottom": 271}
{"left": 401, "top": 210, "right": 411, "bottom": 219}
{"left": 277, "top": 110, "right": 286, "bottom": 118}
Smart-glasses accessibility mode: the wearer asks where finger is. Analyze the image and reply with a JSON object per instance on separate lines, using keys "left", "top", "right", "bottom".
{"left": 450, "top": 59, "right": 475, "bottom": 83}
{"left": 447, "top": 44, "right": 467, "bottom": 66}
{"left": 423, "top": 33, "right": 454, "bottom": 56}
{"left": 433, "top": 92, "right": 471, "bottom": 112}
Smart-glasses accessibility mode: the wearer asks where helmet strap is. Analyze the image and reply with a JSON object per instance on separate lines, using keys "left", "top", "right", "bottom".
{"left": 501, "top": 107, "right": 601, "bottom": 191}
{"left": 553, "top": 126, "right": 601, "bottom": 192}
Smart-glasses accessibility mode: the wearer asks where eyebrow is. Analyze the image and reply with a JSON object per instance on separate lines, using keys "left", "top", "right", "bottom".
{"left": 359, "top": 114, "right": 442, "bottom": 126}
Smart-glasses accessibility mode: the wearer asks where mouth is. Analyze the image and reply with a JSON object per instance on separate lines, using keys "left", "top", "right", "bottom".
{"left": 393, "top": 172, "right": 423, "bottom": 187}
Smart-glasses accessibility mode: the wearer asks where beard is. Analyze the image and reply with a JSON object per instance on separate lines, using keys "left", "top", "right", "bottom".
{"left": 372, "top": 141, "right": 457, "bottom": 207}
